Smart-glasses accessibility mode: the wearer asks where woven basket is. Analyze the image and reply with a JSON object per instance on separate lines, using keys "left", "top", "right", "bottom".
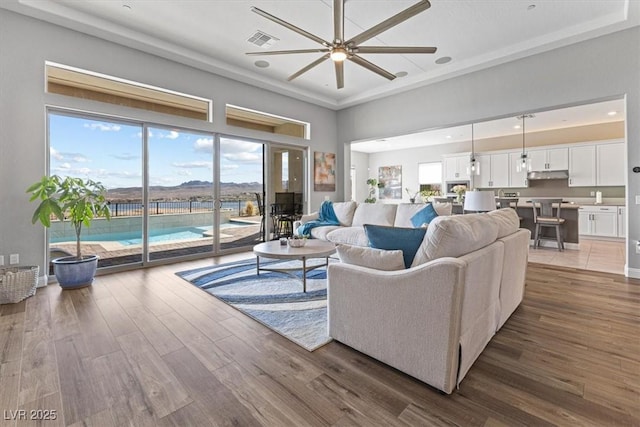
{"left": 0, "top": 266, "right": 39, "bottom": 304}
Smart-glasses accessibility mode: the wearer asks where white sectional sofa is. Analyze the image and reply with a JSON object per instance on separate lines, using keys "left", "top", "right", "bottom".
{"left": 294, "top": 201, "right": 452, "bottom": 246}
{"left": 327, "top": 208, "right": 530, "bottom": 394}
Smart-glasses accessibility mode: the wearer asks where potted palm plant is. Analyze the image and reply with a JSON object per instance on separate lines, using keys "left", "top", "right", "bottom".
{"left": 26, "top": 175, "right": 111, "bottom": 289}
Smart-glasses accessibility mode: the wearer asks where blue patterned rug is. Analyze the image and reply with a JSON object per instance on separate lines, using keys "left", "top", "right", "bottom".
{"left": 176, "top": 258, "right": 332, "bottom": 351}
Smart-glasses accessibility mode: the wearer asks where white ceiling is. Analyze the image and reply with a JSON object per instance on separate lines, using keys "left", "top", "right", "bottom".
{"left": 2, "top": 0, "right": 638, "bottom": 110}
{"left": 351, "top": 98, "right": 625, "bottom": 153}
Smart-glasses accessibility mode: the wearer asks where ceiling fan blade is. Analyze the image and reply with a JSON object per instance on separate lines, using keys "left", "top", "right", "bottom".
{"left": 251, "top": 7, "right": 330, "bottom": 47}
{"left": 349, "top": 55, "right": 396, "bottom": 80}
{"left": 346, "top": 0, "right": 431, "bottom": 46}
{"left": 246, "top": 48, "right": 330, "bottom": 56}
{"left": 287, "top": 53, "right": 330, "bottom": 81}
{"left": 334, "top": 0, "right": 344, "bottom": 42}
{"left": 355, "top": 46, "right": 437, "bottom": 54}
{"left": 335, "top": 60, "right": 344, "bottom": 89}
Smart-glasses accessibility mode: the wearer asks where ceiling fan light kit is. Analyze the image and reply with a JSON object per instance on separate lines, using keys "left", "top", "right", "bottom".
{"left": 247, "top": 0, "right": 437, "bottom": 89}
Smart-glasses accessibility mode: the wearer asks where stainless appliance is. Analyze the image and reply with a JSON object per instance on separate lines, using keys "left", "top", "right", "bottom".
{"left": 445, "top": 180, "right": 470, "bottom": 196}
{"left": 527, "top": 170, "right": 569, "bottom": 180}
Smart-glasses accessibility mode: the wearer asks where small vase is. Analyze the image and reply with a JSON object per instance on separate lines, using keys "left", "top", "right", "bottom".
{"left": 456, "top": 194, "right": 463, "bottom": 204}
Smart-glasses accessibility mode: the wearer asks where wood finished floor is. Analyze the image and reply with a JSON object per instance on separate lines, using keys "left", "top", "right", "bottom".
{"left": 1, "top": 255, "right": 639, "bottom": 426}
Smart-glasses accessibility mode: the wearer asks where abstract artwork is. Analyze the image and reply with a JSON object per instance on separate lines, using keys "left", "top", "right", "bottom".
{"left": 378, "top": 165, "right": 402, "bottom": 199}
{"left": 314, "top": 151, "right": 336, "bottom": 192}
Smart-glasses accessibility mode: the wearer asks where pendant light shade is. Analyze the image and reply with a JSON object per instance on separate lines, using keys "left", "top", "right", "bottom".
{"left": 516, "top": 114, "right": 534, "bottom": 173}
{"left": 467, "top": 123, "right": 480, "bottom": 176}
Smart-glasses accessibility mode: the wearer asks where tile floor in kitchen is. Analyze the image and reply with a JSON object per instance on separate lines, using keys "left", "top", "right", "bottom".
{"left": 528, "top": 238, "right": 626, "bottom": 274}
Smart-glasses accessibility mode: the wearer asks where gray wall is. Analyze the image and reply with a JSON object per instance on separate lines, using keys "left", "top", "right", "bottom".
{"left": 0, "top": 9, "right": 338, "bottom": 274}
{"left": 338, "top": 27, "right": 640, "bottom": 275}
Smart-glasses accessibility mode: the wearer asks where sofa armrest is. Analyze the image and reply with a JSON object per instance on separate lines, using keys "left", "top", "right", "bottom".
{"left": 327, "top": 258, "right": 465, "bottom": 394}
{"left": 293, "top": 212, "right": 319, "bottom": 236}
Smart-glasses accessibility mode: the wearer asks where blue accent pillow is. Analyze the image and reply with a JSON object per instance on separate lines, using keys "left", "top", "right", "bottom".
{"left": 364, "top": 224, "right": 427, "bottom": 268}
{"left": 410, "top": 203, "right": 439, "bottom": 228}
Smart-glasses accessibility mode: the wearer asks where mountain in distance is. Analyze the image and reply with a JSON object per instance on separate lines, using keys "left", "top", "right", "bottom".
{"left": 107, "top": 180, "right": 265, "bottom": 201}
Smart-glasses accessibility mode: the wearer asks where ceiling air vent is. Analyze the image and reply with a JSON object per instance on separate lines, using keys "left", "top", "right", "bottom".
{"left": 247, "top": 30, "right": 279, "bottom": 49}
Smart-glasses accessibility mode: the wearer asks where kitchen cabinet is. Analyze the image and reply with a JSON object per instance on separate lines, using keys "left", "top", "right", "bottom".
{"left": 476, "top": 153, "right": 509, "bottom": 188}
{"left": 569, "top": 146, "right": 596, "bottom": 187}
{"left": 508, "top": 152, "right": 528, "bottom": 188}
{"left": 443, "top": 155, "right": 470, "bottom": 181}
{"left": 618, "top": 206, "right": 626, "bottom": 238}
{"left": 597, "top": 142, "right": 625, "bottom": 186}
{"left": 578, "top": 206, "right": 618, "bottom": 237}
{"left": 529, "top": 147, "right": 568, "bottom": 171}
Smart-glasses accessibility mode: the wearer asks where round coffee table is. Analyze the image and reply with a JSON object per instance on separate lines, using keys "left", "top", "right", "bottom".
{"left": 253, "top": 240, "right": 336, "bottom": 292}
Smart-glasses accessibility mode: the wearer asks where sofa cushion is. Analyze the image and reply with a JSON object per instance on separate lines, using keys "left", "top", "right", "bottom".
{"left": 326, "top": 226, "right": 369, "bottom": 246}
{"left": 412, "top": 213, "right": 499, "bottom": 266}
{"left": 309, "top": 225, "right": 341, "bottom": 240}
{"left": 332, "top": 201, "right": 358, "bottom": 226}
{"left": 335, "top": 244, "right": 405, "bottom": 271}
{"left": 394, "top": 202, "right": 451, "bottom": 227}
{"left": 352, "top": 203, "right": 397, "bottom": 227}
{"left": 410, "top": 203, "right": 439, "bottom": 227}
{"left": 487, "top": 208, "right": 520, "bottom": 238}
{"left": 364, "top": 224, "right": 427, "bottom": 268}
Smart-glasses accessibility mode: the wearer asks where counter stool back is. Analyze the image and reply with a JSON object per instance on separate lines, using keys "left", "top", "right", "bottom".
{"left": 531, "top": 198, "right": 565, "bottom": 251}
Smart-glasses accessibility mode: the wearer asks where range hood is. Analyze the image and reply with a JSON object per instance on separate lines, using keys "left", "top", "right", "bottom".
{"left": 527, "top": 170, "right": 569, "bottom": 180}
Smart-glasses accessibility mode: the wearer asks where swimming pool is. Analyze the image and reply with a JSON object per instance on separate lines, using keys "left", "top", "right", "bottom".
{"left": 51, "top": 222, "right": 251, "bottom": 246}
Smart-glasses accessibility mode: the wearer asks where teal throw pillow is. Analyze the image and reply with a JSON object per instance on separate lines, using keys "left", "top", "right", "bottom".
{"left": 364, "top": 224, "right": 427, "bottom": 268}
{"left": 410, "top": 203, "right": 439, "bottom": 228}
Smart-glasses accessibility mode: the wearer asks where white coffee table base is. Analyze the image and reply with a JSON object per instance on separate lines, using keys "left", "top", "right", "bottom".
{"left": 253, "top": 240, "right": 337, "bottom": 293}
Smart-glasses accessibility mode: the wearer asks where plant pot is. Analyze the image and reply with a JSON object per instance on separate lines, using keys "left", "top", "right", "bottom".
{"left": 51, "top": 255, "right": 98, "bottom": 289}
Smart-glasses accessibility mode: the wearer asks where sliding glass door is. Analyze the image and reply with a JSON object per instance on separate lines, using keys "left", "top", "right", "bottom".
{"left": 48, "top": 112, "right": 144, "bottom": 268}
{"left": 219, "top": 136, "right": 265, "bottom": 250}
{"left": 147, "top": 126, "right": 215, "bottom": 261}
{"left": 48, "top": 111, "right": 268, "bottom": 269}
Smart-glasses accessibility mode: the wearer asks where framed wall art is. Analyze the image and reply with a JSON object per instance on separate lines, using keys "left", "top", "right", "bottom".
{"left": 378, "top": 165, "right": 402, "bottom": 199}
{"left": 314, "top": 151, "right": 336, "bottom": 192}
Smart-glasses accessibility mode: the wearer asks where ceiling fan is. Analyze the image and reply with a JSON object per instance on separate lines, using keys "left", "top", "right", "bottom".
{"left": 246, "top": 0, "right": 437, "bottom": 89}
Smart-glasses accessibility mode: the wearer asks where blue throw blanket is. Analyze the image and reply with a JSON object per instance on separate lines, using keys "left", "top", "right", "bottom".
{"left": 297, "top": 201, "right": 340, "bottom": 237}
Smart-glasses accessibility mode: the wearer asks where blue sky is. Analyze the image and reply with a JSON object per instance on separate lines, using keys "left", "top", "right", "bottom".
{"left": 49, "top": 113, "right": 263, "bottom": 189}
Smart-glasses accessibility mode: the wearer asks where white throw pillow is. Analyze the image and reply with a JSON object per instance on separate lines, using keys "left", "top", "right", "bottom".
{"left": 351, "top": 203, "right": 397, "bottom": 227}
{"left": 335, "top": 244, "right": 405, "bottom": 271}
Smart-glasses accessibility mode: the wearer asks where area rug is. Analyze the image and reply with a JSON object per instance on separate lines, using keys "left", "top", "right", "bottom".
{"left": 175, "top": 258, "right": 332, "bottom": 351}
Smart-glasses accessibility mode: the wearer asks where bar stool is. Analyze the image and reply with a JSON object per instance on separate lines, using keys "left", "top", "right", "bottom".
{"left": 497, "top": 197, "right": 522, "bottom": 221}
{"left": 531, "top": 198, "right": 565, "bottom": 251}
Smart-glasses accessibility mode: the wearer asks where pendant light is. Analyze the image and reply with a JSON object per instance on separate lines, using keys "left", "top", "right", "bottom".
{"left": 516, "top": 114, "right": 534, "bottom": 173}
{"left": 467, "top": 123, "right": 480, "bottom": 176}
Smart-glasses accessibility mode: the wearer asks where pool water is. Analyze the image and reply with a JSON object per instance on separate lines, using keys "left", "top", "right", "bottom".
{"left": 51, "top": 222, "right": 249, "bottom": 246}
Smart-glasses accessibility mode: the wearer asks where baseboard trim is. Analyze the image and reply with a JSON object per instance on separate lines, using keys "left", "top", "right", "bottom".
{"left": 529, "top": 240, "right": 579, "bottom": 250}
{"left": 37, "top": 275, "right": 49, "bottom": 288}
{"left": 625, "top": 266, "right": 640, "bottom": 279}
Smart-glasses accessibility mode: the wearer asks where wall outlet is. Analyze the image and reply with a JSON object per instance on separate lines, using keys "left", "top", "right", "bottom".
{"left": 590, "top": 191, "right": 595, "bottom": 197}
{"left": 0, "top": 255, "right": 4, "bottom": 266}
{"left": 636, "top": 195, "right": 640, "bottom": 205}
{"left": 9, "top": 254, "right": 19, "bottom": 265}
{"left": 516, "top": 192, "right": 520, "bottom": 196}
{"left": 636, "top": 242, "right": 640, "bottom": 255}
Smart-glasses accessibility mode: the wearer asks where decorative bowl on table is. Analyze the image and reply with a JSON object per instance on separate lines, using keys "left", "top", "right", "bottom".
{"left": 287, "top": 237, "right": 307, "bottom": 248}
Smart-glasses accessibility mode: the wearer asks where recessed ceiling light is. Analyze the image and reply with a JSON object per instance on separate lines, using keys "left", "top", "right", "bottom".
{"left": 527, "top": 4, "right": 536, "bottom": 11}
{"left": 607, "top": 111, "right": 618, "bottom": 116}
{"left": 395, "top": 71, "right": 408, "bottom": 78}
{"left": 513, "top": 125, "right": 521, "bottom": 129}
{"left": 446, "top": 135, "right": 452, "bottom": 139}
{"left": 254, "top": 60, "right": 270, "bottom": 68}
{"left": 435, "top": 56, "right": 452, "bottom": 65}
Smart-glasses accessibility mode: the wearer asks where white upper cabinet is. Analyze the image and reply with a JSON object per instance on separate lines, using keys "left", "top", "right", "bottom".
{"left": 528, "top": 147, "right": 568, "bottom": 171}
{"left": 476, "top": 153, "right": 509, "bottom": 188}
{"left": 509, "top": 152, "right": 528, "bottom": 188}
{"left": 596, "top": 142, "right": 625, "bottom": 186}
{"left": 443, "top": 155, "right": 470, "bottom": 181}
{"left": 569, "top": 145, "right": 596, "bottom": 187}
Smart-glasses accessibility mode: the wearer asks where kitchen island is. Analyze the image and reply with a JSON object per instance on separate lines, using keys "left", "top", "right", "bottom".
{"left": 515, "top": 201, "right": 580, "bottom": 246}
